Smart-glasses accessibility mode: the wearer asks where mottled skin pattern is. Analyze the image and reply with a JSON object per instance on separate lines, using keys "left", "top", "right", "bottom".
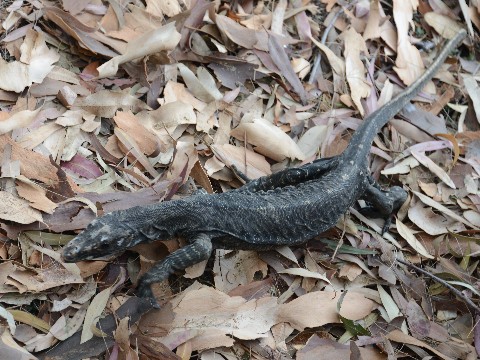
{"left": 63, "top": 31, "right": 466, "bottom": 306}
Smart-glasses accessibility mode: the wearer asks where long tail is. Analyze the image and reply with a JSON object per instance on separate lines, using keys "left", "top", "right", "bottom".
{"left": 342, "top": 29, "right": 467, "bottom": 160}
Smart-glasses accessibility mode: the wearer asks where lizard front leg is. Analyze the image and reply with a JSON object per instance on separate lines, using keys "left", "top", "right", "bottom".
{"left": 360, "top": 178, "right": 407, "bottom": 234}
{"left": 136, "top": 233, "right": 213, "bottom": 307}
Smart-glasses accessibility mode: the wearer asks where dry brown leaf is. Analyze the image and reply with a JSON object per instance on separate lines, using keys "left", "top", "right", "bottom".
{"left": 16, "top": 176, "right": 57, "bottom": 214}
{"left": 386, "top": 329, "right": 454, "bottom": 360}
{"left": 277, "top": 291, "right": 376, "bottom": 330}
{"left": 411, "top": 151, "right": 456, "bottom": 188}
{"left": 113, "top": 111, "right": 159, "bottom": 156}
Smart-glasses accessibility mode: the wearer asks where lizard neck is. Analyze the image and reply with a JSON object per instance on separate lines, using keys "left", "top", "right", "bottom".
{"left": 341, "top": 30, "right": 466, "bottom": 162}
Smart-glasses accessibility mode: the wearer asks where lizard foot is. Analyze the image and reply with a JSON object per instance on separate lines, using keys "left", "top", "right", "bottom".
{"left": 360, "top": 184, "right": 407, "bottom": 234}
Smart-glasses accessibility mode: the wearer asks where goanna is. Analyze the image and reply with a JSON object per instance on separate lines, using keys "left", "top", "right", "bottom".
{"left": 63, "top": 30, "right": 467, "bottom": 306}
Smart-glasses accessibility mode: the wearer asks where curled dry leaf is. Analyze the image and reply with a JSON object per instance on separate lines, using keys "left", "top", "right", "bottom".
{"left": 97, "top": 22, "right": 181, "bottom": 78}
{"left": 0, "top": 107, "right": 42, "bottom": 135}
{"left": 0, "top": 30, "right": 59, "bottom": 92}
{"left": 80, "top": 287, "right": 112, "bottom": 344}
{"left": 177, "top": 64, "right": 223, "bottom": 102}
{"left": 392, "top": 1, "right": 426, "bottom": 88}
{"left": 140, "top": 101, "right": 196, "bottom": 134}
{"left": 74, "top": 89, "right": 150, "bottom": 118}
{"left": 113, "top": 111, "right": 159, "bottom": 156}
{"left": 230, "top": 118, "right": 305, "bottom": 161}
{"left": 408, "top": 202, "right": 464, "bottom": 235}
{"left": 395, "top": 219, "right": 434, "bottom": 259}
{"left": 343, "top": 27, "right": 371, "bottom": 116}
{"left": 211, "top": 143, "right": 271, "bottom": 179}
{"left": 424, "top": 12, "right": 466, "bottom": 39}
{"left": 16, "top": 175, "right": 57, "bottom": 214}
{"left": 410, "top": 150, "right": 456, "bottom": 189}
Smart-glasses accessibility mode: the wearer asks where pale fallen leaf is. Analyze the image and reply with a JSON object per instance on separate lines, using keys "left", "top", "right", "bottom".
{"left": 381, "top": 156, "right": 419, "bottom": 175}
{"left": 0, "top": 108, "right": 42, "bottom": 135}
{"left": 393, "top": 1, "right": 425, "bottom": 87}
{"left": 296, "top": 125, "right": 327, "bottom": 159}
{"left": 0, "top": 191, "right": 43, "bottom": 224}
{"left": 462, "top": 76, "right": 480, "bottom": 125}
{"left": 411, "top": 150, "right": 456, "bottom": 189}
{"left": 377, "top": 285, "right": 401, "bottom": 322}
{"left": 177, "top": 64, "right": 223, "bottom": 102}
{"left": 0, "top": 30, "right": 59, "bottom": 92}
{"left": 413, "top": 191, "right": 477, "bottom": 229}
{"left": 214, "top": 250, "right": 268, "bottom": 293}
{"left": 230, "top": 118, "right": 305, "bottom": 161}
{"left": 408, "top": 202, "right": 464, "bottom": 235}
{"left": 50, "top": 304, "right": 88, "bottom": 341}
{"left": 2, "top": 329, "right": 39, "bottom": 359}
{"left": 395, "top": 219, "right": 434, "bottom": 259}
{"left": 74, "top": 89, "right": 150, "bottom": 118}
{"left": 0, "top": 306, "right": 16, "bottom": 334}
{"left": 97, "top": 22, "right": 181, "bottom": 78}
{"left": 81, "top": 287, "right": 111, "bottom": 343}
{"left": 277, "top": 290, "right": 376, "bottom": 331}
{"left": 424, "top": 12, "right": 466, "bottom": 39}
{"left": 211, "top": 144, "right": 271, "bottom": 179}
{"left": 386, "top": 329, "right": 454, "bottom": 360}
{"left": 309, "top": 35, "right": 345, "bottom": 76}
{"left": 278, "top": 268, "right": 331, "bottom": 285}
{"left": 343, "top": 27, "right": 371, "bottom": 116}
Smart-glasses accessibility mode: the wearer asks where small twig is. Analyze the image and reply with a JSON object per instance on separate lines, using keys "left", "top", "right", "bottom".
{"left": 308, "top": 1, "right": 358, "bottom": 84}
{"left": 396, "top": 258, "right": 480, "bottom": 314}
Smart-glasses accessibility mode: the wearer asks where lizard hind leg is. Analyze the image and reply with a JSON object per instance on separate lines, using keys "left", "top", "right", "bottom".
{"left": 360, "top": 180, "right": 407, "bottom": 234}
{"left": 136, "top": 233, "right": 213, "bottom": 307}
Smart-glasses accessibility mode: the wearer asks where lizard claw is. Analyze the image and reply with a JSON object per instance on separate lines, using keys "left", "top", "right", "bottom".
{"left": 381, "top": 216, "right": 392, "bottom": 235}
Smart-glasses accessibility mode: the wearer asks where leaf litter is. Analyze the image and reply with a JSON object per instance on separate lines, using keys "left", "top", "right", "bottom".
{"left": 0, "top": 0, "right": 479, "bottom": 359}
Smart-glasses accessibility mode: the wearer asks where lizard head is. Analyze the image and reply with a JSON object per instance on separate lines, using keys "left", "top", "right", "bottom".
{"left": 62, "top": 213, "right": 138, "bottom": 262}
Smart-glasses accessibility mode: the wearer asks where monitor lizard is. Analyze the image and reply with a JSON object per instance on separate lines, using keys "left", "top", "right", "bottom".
{"left": 63, "top": 30, "right": 467, "bottom": 306}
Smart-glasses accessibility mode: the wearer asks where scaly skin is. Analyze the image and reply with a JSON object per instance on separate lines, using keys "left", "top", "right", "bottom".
{"left": 63, "top": 30, "right": 467, "bottom": 306}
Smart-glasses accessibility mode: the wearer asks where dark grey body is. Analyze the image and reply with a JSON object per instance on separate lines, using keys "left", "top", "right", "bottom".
{"left": 63, "top": 30, "right": 466, "bottom": 305}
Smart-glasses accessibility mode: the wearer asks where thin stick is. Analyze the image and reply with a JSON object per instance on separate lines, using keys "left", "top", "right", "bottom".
{"left": 396, "top": 259, "right": 480, "bottom": 314}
